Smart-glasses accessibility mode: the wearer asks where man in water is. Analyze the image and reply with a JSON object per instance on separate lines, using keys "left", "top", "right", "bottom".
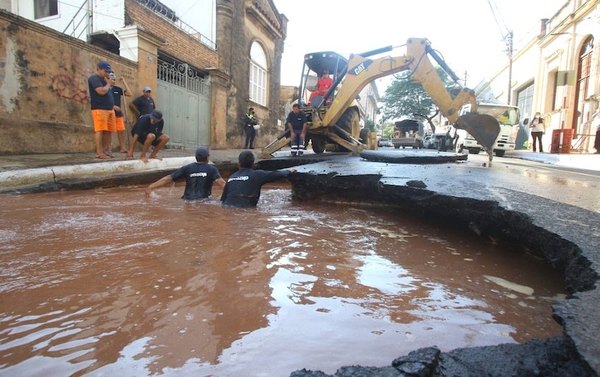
{"left": 145, "top": 146, "right": 225, "bottom": 200}
{"left": 221, "top": 150, "right": 294, "bottom": 208}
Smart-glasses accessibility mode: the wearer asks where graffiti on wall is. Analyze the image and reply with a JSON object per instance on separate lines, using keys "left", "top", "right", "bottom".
{"left": 51, "top": 72, "right": 89, "bottom": 104}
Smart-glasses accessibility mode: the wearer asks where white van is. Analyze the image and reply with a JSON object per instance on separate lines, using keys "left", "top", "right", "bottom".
{"left": 455, "top": 103, "right": 520, "bottom": 157}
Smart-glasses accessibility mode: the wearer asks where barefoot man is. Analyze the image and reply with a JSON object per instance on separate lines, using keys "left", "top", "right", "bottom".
{"left": 127, "top": 110, "right": 170, "bottom": 162}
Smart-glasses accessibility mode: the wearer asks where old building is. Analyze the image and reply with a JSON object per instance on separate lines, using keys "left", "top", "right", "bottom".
{"left": 357, "top": 82, "right": 380, "bottom": 127}
{"left": 215, "top": 0, "right": 287, "bottom": 148}
{"left": 0, "top": 0, "right": 286, "bottom": 153}
{"left": 478, "top": 0, "right": 599, "bottom": 152}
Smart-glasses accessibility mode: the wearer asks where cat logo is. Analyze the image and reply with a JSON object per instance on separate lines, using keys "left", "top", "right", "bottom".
{"left": 348, "top": 60, "right": 373, "bottom": 76}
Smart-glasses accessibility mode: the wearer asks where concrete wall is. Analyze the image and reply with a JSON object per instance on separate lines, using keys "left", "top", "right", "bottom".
{"left": 0, "top": 0, "right": 285, "bottom": 154}
{"left": 0, "top": 10, "right": 138, "bottom": 154}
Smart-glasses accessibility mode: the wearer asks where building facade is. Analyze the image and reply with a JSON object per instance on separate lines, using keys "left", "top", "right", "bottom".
{"left": 215, "top": 0, "right": 287, "bottom": 148}
{"left": 479, "top": 0, "right": 599, "bottom": 152}
{"left": 357, "top": 82, "right": 380, "bottom": 127}
{"left": 0, "top": 0, "right": 286, "bottom": 153}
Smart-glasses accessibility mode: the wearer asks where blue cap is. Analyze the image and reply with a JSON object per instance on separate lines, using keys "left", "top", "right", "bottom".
{"left": 150, "top": 110, "right": 163, "bottom": 121}
{"left": 195, "top": 146, "right": 209, "bottom": 161}
{"left": 97, "top": 61, "right": 112, "bottom": 72}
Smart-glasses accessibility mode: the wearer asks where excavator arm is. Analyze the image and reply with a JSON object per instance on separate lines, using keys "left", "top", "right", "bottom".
{"left": 263, "top": 38, "right": 500, "bottom": 160}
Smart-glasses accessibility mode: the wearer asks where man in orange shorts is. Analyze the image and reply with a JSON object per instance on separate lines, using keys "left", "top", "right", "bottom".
{"left": 88, "top": 61, "right": 116, "bottom": 159}
{"left": 108, "top": 72, "right": 132, "bottom": 153}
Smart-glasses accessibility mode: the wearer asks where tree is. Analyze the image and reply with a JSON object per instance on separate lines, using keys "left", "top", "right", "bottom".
{"left": 380, "top": 67, "right": 461, "bottom": 124}
{"left": 364, "top": 119, "right": 377, "bottom": 132}
{"left": 381, "top": 122, "right": 395, "bottom": 139}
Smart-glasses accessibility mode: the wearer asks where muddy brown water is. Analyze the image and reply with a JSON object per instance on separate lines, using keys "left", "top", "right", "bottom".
{"left": 0, "top": 183, "right": 564, "bottom": 376}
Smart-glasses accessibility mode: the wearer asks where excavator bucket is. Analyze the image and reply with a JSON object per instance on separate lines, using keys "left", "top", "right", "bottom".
{"left": 455, "top": 113, "right": 501, "bottom": 156}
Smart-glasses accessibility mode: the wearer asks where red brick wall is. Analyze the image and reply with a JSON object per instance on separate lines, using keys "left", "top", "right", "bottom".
{"left": 125, "top": 0, "right": 218, "bottom": 70}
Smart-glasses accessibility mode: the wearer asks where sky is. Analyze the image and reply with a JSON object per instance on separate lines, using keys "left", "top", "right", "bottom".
{"left": 159, "top": 0, "right": 565, "bottom": 92}
{"left": 273, "top": 0, "right": 565, "bottom": 91}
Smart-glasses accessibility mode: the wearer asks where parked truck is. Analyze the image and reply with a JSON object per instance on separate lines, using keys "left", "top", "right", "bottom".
{"left": 454, "top": 103, "right": 520, "bottom": 157}
{"left": 391, "top": 119, "right": 424, "bottom": 149}
{"left": 262, "top": 38, "right": 501, "bottom": 162}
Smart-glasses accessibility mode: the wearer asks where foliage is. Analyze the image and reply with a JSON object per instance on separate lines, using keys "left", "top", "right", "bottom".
{"left": 364, "top": 119, "right": 377, "bottom": 132}
{"left": 380, "top": 68, "right": 461, "bottom": 122}
{"left": 381, "top": 122, "right": 395, "bottom": 138}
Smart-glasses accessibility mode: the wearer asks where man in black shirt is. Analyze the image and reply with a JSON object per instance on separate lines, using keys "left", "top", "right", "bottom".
{"left": 108, "top": 72, "right": 132, "bottom": 154}
{"left": 221, "top": 151, "right": 294, "bottom": 208}
{"left": 127, "top": 110, "right": 170, "bottom": 162}
{"left": 145, "top": 147, "right": 225, "bottom": 200}
{"left": 87, "top": 61, "right": 115, "bottom": 159}
{"left": 286, "top": 103, "right": 308, "bottom": 156}
{"left": 130, "top": 86, "right": 156, "bottom": 117}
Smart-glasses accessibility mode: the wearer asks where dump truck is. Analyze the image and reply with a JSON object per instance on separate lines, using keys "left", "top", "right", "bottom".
{"left": 262, "top": 38, "right": 500, "bottom": 162}
{"left": 392, "top": 119, "right": 424, "bottom": 149}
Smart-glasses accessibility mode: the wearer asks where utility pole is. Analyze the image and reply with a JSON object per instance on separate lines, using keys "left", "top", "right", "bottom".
{"left": 488, "top": 0, "right": 513, "bottom": 105}
{"left": 505, "top": 30, "right": 513, "bottom": 105}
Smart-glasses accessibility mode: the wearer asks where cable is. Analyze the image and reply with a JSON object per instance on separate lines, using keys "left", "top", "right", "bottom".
{"left": 58, "top": 0, "right": 124, "bottom": 22}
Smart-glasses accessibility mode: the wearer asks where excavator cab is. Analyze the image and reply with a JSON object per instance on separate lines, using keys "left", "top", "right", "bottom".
{"left": 295, "top": 52, "right": 362, "bottom": 154}
{"left": 299, "top": 51, "right": 347, "bottom": 110}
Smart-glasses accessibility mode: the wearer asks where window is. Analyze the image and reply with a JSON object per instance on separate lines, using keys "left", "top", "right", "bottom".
{"left": 34, "top": 0, "right": 58, "bottom": 19}
{"left": 575, "top": 36, "right": 593, "bottom": 134}
{"left": 516, "top": 82, "right": 534, "bottom": 120}
{"left": 249, "top": 42, "right": 267, "bottom": 106}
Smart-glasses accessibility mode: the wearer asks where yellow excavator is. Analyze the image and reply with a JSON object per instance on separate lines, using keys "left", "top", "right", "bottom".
{"left": 262, "top": 38, "right": 500, "bottom": 162}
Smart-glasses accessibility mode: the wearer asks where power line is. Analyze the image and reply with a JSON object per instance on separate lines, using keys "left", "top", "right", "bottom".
{"left": 486, "top": 0, "right": 514, "bottom": 104}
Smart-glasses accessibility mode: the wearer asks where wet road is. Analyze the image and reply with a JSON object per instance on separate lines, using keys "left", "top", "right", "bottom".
{"left": 0, "top": 184, "right": 564, "bottom": 376}
{"left": 468, "top": 154, "right": 600, "bottom": 212}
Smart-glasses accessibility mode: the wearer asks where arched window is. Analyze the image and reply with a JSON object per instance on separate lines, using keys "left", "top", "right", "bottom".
{"left": 249, "top": 42, "right": 267, "bottom": 106}
{"left": 574, "top": 36, "right": 594, "bottom": 134}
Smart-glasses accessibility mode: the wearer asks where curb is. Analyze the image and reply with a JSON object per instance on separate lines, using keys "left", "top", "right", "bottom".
{"left": 0, "top": 157, "right": 195, "bottom": 192}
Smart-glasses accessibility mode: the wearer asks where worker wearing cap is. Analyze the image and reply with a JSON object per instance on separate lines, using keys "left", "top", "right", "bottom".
{"left": 87, "top": 61, "right": 116, "bottom": 159}
{"left": 130, "top": 86, "right": 156, "bottom": 118}
{"left": 127, "top": 110, "right": 170, "bottom": 163}
{"left": 108, "top": 71, "right": 132, "bottom": 154}
{"left": 145, "top": 146, "right": 226, "bottom": 200}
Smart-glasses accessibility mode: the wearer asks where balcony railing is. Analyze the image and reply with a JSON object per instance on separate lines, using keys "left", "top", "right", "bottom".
{"left": 136, "top": 0, "right": 216, "bottom": 50}
{"left": 62, "top": 0, "right": 90, "bottom": 40}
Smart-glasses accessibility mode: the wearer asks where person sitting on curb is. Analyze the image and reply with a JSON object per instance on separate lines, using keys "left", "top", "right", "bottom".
{"left": 145, "top": 146, "right": 225, "bottom": 200}
{"left": 127, "top": 110, "right": 170, "bottom": 163}
{"left": 221, "top": 150, "right": 295, "bottom": 208}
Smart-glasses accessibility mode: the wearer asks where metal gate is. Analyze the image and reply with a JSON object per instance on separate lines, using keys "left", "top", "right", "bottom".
{"left": 157, "top": 59, "right": 211, "bottom": 148}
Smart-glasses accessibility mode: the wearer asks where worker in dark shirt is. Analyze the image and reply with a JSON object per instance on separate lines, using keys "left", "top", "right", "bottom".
{"left": 286, "top": 103, "right": 308, "bottom": 156}
{"left": 127, "top": 110, "right": 170, "bottom": 162}
{"left": 130, "top": 86, "right": 156, "bottom": 117}
{"left": 221, "top": 150, "right": 294, "bottom": 208}
{"left": 145, "top": 146, "right": 225, "bottom": 200}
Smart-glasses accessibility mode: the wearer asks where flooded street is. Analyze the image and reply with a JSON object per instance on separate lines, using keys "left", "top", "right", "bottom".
{"left": 0, "top": 183, "right": 564, "bottom": 376}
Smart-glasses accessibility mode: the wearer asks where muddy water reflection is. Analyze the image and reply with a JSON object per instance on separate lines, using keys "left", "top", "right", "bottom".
{"left": 0, "top": 185, "right": 563, "bottom": 376}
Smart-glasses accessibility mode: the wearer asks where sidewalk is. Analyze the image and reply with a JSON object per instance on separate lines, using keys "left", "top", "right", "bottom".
{"left": 0, "top": 147, "right": 598, "bottom": 192}
{"left": 504, "top": 149, "right": 600, "bottom": 172}
{"left": 0, "top": 148, "right": 246, "bottom": 192}
{"left": 0, "top": 148, "right": 244, "bottom": 171}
